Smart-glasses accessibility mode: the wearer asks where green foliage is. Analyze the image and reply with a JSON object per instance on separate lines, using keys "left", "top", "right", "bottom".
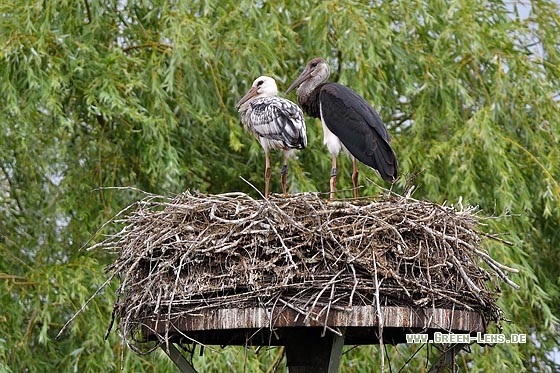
{"left": 1, "top": 0, "right": 559, "bottom": 371}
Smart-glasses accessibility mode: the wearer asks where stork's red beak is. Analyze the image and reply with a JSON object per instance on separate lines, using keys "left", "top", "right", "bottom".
{"left": 235, "top": 86, "right": 259, "bottom": 109}
{"left": 285, "top": 68, "right": 312, "bottom": 95}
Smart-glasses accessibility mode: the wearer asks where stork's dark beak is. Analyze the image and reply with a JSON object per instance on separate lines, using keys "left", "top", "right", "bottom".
{"left": 235, "top": 86, "right": 259, "bottom": 109}
{"left": 285, "top": 69, "right": 312, "bottom": 95}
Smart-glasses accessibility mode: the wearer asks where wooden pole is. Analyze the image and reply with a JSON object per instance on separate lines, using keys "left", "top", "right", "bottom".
{"left": 429, "top": 343, "right": 467, "bottom": 373}
{"left": 162, "top": 343, "right": 198, "bottom": 373}
{"left": 284, "top": 328, "right": 345, "bottom": 373}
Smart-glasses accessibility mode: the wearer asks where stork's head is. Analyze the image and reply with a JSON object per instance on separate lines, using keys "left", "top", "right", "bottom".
{"left": 285, "top": 57, "right": 330, "bottom": 96}
{"left": 235, "top": 76, "right": 278, "bottom": 109}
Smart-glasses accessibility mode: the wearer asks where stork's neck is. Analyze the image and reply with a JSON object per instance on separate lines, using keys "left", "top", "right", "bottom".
{"left": 297, "top": 83, "right": 325, "bottom": 118}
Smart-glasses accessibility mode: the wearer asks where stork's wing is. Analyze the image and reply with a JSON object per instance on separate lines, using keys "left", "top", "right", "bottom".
{"left": 319, "top": 83, "right": 398, "bottom": 182}
{"left": 249, "top": 97, "right": 307, "bottom": 149}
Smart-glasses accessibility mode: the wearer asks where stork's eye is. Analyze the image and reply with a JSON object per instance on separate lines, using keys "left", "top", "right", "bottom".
{"left": 257, "top": 80, "right": 264, "bottom": 86}
{"left": 310, "top": 61, "right": 318, "bottom": 68}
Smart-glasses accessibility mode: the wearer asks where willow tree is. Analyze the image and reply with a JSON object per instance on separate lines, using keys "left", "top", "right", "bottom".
{"left": 1, "top": 0, "right": 558, "bottom": 371}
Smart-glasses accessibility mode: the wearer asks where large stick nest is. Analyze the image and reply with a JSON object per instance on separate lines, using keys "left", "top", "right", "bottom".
{"left": 96, "top": 190, "right": 518, "bottom": 350}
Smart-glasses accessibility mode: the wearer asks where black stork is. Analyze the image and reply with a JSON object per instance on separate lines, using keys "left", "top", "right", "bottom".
{"left": 236, "top": 76, "right": 307, "bottom": 197}
{"left": 286, "top": 57, "right": 398, "bottom": 199}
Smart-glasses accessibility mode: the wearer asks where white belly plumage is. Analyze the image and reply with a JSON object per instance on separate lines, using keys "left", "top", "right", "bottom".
{"left": 319, "top": 101, "right": 351, "bottom": 158}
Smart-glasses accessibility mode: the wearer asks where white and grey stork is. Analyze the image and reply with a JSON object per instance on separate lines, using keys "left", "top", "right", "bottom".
{"left": 236, "top": 76, "right": 307, "bottom": 197}
{"left": 286, "top": 57, "right": 398, "bottom": 199}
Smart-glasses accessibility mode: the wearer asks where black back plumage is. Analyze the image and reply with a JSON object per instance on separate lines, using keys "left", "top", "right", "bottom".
{"left": 311, "top": 83, "right": 397, "bottom": 182}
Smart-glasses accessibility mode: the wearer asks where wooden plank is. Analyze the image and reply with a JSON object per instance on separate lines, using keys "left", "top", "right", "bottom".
{"left": 145, "top": 306, "right": 484, "bottom": 332}
{"left": 141, "top": 306, "right": 485, "bottom": 347}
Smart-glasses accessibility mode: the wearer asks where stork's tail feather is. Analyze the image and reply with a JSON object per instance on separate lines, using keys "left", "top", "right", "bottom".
{"left": 372, "top": 143, "right": 398, "bottom": 183}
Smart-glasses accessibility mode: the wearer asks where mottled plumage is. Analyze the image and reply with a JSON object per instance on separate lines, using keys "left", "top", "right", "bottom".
{"left": 241, "top": 96, "right": 306, "bottom": 152}
{"left": 286, "top": 57, "right": 398, "bottom": 199}
{"left": 236, "top": 76, "right": 307, "bottom": 197}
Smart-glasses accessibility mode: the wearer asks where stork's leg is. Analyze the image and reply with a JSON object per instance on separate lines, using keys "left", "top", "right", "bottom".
{"left": 352, "top": 157, "right": 359, "bottom": 198}
{"left": 281, "top": 152, "right": 288, "bottom": 195}
{"left": 330, "top": 156, "right": 337, "bottom": 200}
{"left": 264, "top": 152, "right": 271, "bottom": 197}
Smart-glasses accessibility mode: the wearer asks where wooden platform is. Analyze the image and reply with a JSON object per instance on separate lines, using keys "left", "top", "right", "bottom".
{"left": 143, "top": 305, "right": 485, "bottom": 346}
